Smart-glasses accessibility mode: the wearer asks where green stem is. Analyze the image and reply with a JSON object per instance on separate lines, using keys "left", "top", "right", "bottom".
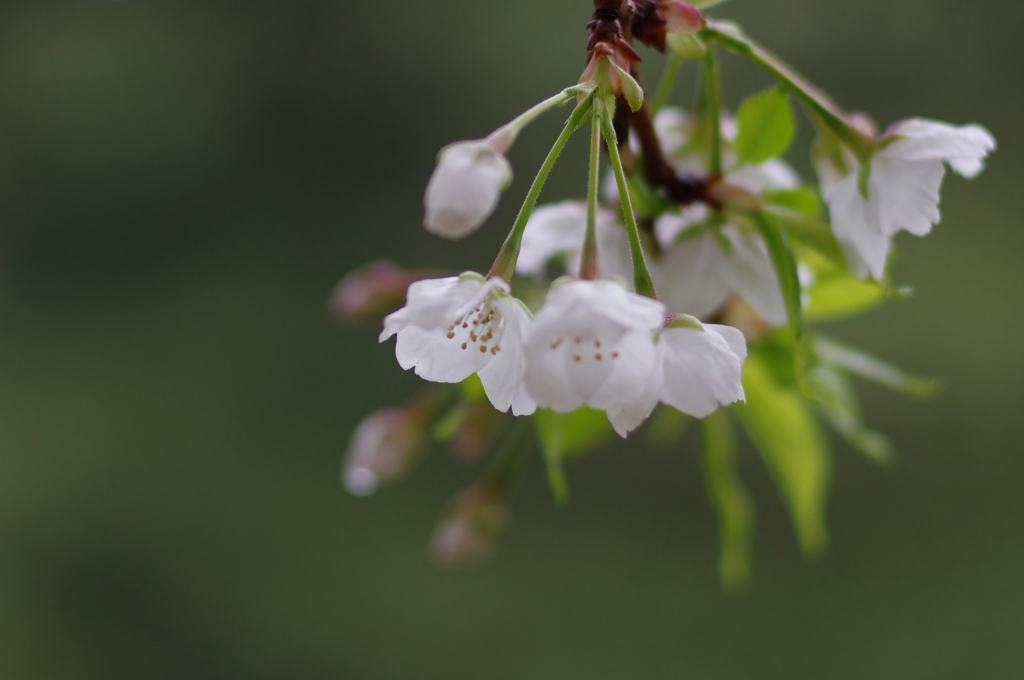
{"left": 580, "top": 115, "right": 602, "bottom": 280}
{"left": 702, "top": 47, "right": 724, "bottom": 177}
{"left": 597, "top": 98, "right": 659, "bottom": 300}
{"left": 652, "top": 51, "right": 684, "bottom": 114}
{"left": 702, "top": 21, "right": 877, "bottom": 160}
{"left": 486, "top": 84, "right": 592, "bottom": 153}
{"left": 488, "top": 96, "right": 594, "bottom": 282}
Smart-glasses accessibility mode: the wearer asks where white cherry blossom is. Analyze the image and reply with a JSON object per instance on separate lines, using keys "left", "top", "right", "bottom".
{"left": 606, "top": 318, "right": 747, "bottom": 436}
{"left": 817, "top": 118, "right": 996, "bottom": 280}
{"left": 516, "top": 201, "right": 634, "bottom": 284}
{"left": 380, "top": 272, "right": 535, "bottom": 415}
{"left": 525, "top": 279, "right": 664, "bottom": 414}
{"left": 524, "top": 279, "right": 747, "bottom": 437}
{"left": 424, "top": 140, "right": 512, "bottom": 240}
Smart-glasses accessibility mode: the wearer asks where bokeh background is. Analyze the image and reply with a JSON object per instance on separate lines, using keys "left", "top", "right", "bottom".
{"left": 0, "top": 1, "right": 1021, "bottom": 678}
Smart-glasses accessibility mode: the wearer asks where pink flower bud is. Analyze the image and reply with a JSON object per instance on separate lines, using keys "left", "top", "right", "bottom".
{"left": 663, "top": 0, "right": 706, "bottom": 35}
{"left": 329, "top": 261, "right": 419, "bottom": 324}
{"left": 343, "top": 407, "right": 426, "bottom": 496}
{"left": 429, "top": 486, "right": 508, "bottom": 567}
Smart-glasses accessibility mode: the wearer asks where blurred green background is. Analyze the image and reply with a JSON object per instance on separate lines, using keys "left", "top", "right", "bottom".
{"left": 0, "top": 1, "right": 1021, "bottom": 678}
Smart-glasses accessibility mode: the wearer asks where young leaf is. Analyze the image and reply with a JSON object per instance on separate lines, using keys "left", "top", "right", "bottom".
{"left": 813, "top": 336, "right": 937, "bottom": 398}
{"left": 762, "top": 187, "right": 821, "bottom": 218}
{"left": 806, "top": 364, "right": 895, "bottom": 465}
{"left": 754, "top": 212, "right": 806, "bottom": 384}
{"left": 736, "top": 353, "right": 831, "bottom": 556}
{"left": 535, "top": 407, "right": 614, "bottom": 501}
{"left": 702, "top": 411, "right": 754, "bottom": 591}
{"left": 612, "top": 62, "right": 645, "bottom": 113}
{"left": 767, "top": 208, "right": 845, "bottom": 266}
{"left": 734, "top": 87, "right": 795, "bottom": 166}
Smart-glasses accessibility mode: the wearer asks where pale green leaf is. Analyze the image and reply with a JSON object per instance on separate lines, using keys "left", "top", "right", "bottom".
{"left": 767, "top": 208, "right": 845, "bottom": 266}
{"left": 535, "top": 407, "right": 614, "bottom": 501}
{"left": 814, "top": 336, "right": 937, "bottom": 398}
{"left": 762, "top": 187, "right": 821, "bottom": 218}
{"left": 806, "top": 364, "right": 895, "bottom": 465}
{"left": 691, "top": 0, "right": 729, "bottom": 8}
{"left": 754, "top": 212, "right": 806, "bottom": 385}
{"left": 734, "top": 87, "right": 795, "bottom": 166}
{"left": 736, "top": 353, "right": 831, "bottom": 556}
{"left": 612, "top": 62, "right": 644, "bottom": 113}
{"left": 702, "top": 411, "right": 754, "bottom": 591}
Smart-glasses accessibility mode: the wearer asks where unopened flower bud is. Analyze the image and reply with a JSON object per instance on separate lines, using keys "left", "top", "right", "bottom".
{"left": 429, "top": 486, "right": 508, "bottom": 567}
{"left": 329, "top": 261, "right": 419, "bottom": 324}
{"left": 343, "top": 407, "right": 426, "bottom": 496}
{"left": 423, "top": 140, "right": 512, "bottom": 240}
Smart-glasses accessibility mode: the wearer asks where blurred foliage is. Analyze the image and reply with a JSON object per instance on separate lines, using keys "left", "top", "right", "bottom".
{"left": 0, "top": 0, "right": 1022, "bottom": 678}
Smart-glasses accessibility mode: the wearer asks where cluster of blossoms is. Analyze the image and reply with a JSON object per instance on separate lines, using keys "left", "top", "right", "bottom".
{"left": 334, "top": 0, "right": 994, "bottom": 582}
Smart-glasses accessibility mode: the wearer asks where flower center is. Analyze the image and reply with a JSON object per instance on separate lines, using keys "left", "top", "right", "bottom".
{"left": 445, "top": 299, "right": 504, "bottom": 355}
{"left": 549, "top": 335, "right": 621, "bottom": 363}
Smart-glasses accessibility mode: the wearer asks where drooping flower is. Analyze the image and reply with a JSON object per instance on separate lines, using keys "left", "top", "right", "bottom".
{"left": 524, "top": 279, "right": 665, "bottom": 414}
{"left": 817, "top": 118, "right": 996, "bottom": 279}
{"left": 516, "top": 201, "right": 634, "bottom": 284}
{"left": 650, "top": 108, "right": 800, "bottom": 324}
{"left": 423, "top": 140, "right": 512, "bottom": 240}
{"left": 380, "top": 273, "right": 535, "bottom": 415}
{"left": 606, "top": 317, "right": 747, "bottom": 436}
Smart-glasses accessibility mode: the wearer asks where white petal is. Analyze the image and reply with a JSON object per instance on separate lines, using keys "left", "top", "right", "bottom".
{"left": 394, "top": 325, "right": 490, "bottom": 382}
{"left": 606, "top": 352, "right": 663, "bottom": 437}
{"left": 589, "top": 330, "right": 660, "bottom": 410}
{"left": 525, "top": 280, "right": 664, "bottom": 412}
{"left": 380, "top": 276, "right": 474, "bottom": 342}
{"left": 477, "top": 297, "right": 536, "bottom": 416}
{"left": 870, "top": 155, "right": 944, "bottom": 237}
{"left": 720, "top": 224, "right": 788, "bottom": 326}
{"left": 659, "top": 325, "right": 745, "bottom": 418}
{"left": 424, "top": 141, "right": 512, "bottom": 239}
{"left": 728, "top": 159, "right": 800, "bottom": 194}
{"left": 888, "top": 119, "right": 996, "bottom": 179}
{"left": 517, "top": 202, "right": 588, "bottom": 277}
{"left": 657, "top": 230, "right": 733, "bottom": 319}
{"left": 827, "top": 175, "right": 892, "bottom": 280}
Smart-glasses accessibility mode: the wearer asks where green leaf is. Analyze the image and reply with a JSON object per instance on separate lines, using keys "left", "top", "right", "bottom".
{"left": 800, "top": 250, "right": 886, "bottom": 321}
{"left": 806, "top": 363, "right": 895, "bottom": 465}
{"left": 754, "top": 212, "right": 806, "bottom": 386}
{"left": 612, "top": 62, "right": 644, "bottom": 113}
{"left": 691, "top": 0, "right": 729, "bottom": 8}
{"left": 734, "top": 87, "right": 795, "bottom": 166}
{"left": 813, "top": 336, "right": 937, "bottom": 398}
{"left": 736, "top": 354, "right": 831, "bottom": 556}
{"left": 767, "top": 209, "right": 844, "bottom": 266}
{"left": 702, "top": 411, "right": 754, "bottom": 591}
{"left": 535, "top": 407, "right": 614, "bottom": 501}
{"left": 762, "top": 188, "right": 821, "bottom": 218}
